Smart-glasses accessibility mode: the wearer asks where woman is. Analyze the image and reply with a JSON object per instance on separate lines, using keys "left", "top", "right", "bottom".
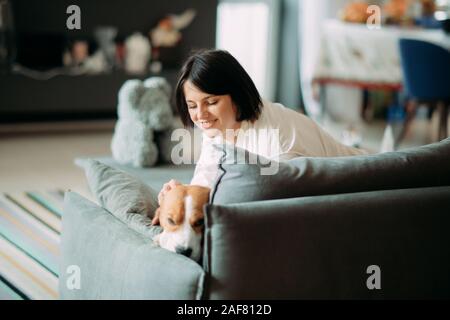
{"left": 158, "top": 49, "right": 367, "bottom": 204}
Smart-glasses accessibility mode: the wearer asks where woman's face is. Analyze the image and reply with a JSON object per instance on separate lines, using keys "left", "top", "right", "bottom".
{"left": 184, "top": 80, "right": 241, "bottom": 139}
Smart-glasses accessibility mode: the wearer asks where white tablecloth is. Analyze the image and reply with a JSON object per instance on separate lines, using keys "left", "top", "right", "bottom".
{"left": 313, "top": 20, "right": 450, "bottom": 86}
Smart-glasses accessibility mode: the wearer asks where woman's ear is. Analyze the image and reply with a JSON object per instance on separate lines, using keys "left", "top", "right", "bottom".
{"left": 151, "top": 208, "right": 161, "bottom": 226}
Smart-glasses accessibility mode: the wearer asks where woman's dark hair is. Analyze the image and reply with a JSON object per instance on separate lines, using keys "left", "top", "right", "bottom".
{"left": 175, "top": 49, "right": 263, "bottom": 127}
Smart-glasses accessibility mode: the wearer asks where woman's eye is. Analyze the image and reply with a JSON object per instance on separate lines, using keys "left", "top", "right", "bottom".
{"left": 167, "top": 218, "right": 176, "bottom": 226}
{"left": 207, "top": 100, "right": 217, "bottom": 105}
{"left": 188, "top": 105, "right": 196, "bottom": 109}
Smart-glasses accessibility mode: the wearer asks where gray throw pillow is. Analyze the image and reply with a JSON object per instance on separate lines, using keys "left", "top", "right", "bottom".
{"left": 75, "top": 159, "right": 161, "bottom": 238}
{"left": 210, "top": 138, "right": 450, "bottom": 205}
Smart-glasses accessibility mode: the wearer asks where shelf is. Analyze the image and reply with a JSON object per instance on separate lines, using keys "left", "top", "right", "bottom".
{"left": 0, "top": 69, "right": 180, "bottom": 123}
{"left": 4, "top": 0, "right": 217, "bottom": 123}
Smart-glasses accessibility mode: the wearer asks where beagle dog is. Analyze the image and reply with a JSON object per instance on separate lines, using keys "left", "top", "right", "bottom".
{"left": 151, "top": 185, "right": 210, "bottom": 261}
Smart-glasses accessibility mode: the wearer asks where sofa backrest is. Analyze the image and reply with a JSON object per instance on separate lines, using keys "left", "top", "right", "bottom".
{"left": 211, "top": 138, "right": 450, "bottom": 204}
{"left": 203, "top": 186, "right": 450, "bottom": 299}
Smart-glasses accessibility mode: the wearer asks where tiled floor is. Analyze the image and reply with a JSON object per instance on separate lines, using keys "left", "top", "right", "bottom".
{"left": 0, "top": 112, "right": 446, "bottom": 196}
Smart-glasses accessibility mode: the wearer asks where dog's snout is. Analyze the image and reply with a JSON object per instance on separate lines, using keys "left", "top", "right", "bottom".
{"left": 175, "top": 246, "right": 192, "bottom": 257}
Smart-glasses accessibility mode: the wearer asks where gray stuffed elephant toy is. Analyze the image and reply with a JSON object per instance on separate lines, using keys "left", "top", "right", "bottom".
{"left": 111, "top": 77, "right": 174, "bottom": 167}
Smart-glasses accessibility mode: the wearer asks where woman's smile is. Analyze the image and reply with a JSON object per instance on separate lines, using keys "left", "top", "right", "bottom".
{"left": 198, "top": 119, "right": 218, "bottom": 129}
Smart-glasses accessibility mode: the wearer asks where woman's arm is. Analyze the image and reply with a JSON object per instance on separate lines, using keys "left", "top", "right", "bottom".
{"left": 190, "top": 134, "right": 222, "bottom": 188}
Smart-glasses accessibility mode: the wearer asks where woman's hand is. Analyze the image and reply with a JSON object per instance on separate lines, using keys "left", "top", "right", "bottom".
{"left": 158, "top": 179, "right": 182, "bottom": 205}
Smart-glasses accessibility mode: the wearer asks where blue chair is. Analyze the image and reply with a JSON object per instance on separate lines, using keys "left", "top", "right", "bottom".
{"left": 397, "top": 39, "right": 450, "bottom": 144}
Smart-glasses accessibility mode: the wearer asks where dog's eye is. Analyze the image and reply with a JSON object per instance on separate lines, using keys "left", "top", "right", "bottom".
{"left": 167, "top": 218, "right": 176, "bottom": 226}
{"left": 193, "top": 219, "right": 204, "bottom": 228}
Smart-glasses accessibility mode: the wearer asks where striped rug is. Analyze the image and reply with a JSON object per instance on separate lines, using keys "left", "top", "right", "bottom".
{"left": 0, "top": 190, "right": 64, "bottom": 300}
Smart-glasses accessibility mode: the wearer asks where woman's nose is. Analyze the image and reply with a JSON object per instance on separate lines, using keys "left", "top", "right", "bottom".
{"left": 197, "top": 105, "right": 209, "bottom": 119}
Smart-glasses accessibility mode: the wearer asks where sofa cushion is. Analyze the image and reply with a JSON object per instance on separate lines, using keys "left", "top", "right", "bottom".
{"left": 76, "top": 156, "right": 195, "bottom": 192}
{"left": 211, "top": 138, "right": 450, "bottom": 204}
{"left": 204, "top": 186, "right": 450, "bottom": 299}
{"left": 75, "top": 158, "right": 160, "bottom": 238}
{"left": 60, "top": 192, "right": 205, "bottom": 299}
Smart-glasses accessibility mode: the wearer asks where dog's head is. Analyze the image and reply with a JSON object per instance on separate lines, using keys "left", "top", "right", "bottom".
{"left": 152, "top": 185, "right": 210, "bottom": 261}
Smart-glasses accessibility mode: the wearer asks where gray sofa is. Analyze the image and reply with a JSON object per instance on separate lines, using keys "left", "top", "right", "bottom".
{"left": 60, "top": 139, "right": 450, "bottom": 299}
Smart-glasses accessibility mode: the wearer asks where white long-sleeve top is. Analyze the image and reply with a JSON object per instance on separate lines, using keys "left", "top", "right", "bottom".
{"left": 190, "top": 100, "right": 367, "bottom": 188}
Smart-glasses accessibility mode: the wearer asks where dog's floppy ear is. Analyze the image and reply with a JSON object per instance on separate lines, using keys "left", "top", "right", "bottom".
{"left": 151, "top": 208, "right": 161, "bottom": 226}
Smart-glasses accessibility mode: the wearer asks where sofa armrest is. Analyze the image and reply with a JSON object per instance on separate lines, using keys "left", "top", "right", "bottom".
{"left": 60, "top": 192, "right": 205, "bottom": 300}
{"left": 204, "top": 186, "right": 450, "bottom": 299}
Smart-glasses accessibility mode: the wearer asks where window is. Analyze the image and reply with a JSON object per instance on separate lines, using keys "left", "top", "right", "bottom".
{"left": 216, "top": 0, "right": 279, "bottom": 100}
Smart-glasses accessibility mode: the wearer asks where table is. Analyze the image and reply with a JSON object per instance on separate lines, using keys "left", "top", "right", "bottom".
{"left": 312, "top": 20, "right": 450, "bottom": 148}
{"left": 313, "top": 19, "right": 450, "bottom": 90}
